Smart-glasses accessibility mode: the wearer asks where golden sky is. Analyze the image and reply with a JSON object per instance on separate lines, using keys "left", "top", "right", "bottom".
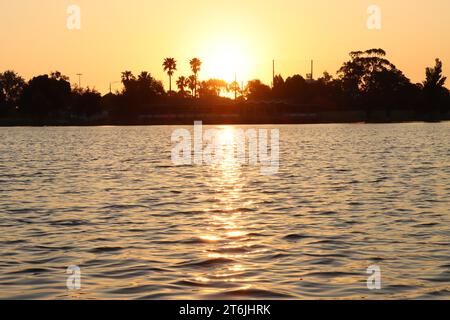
{"left": 0, "top": 0, "right": 449, "bottom": 93}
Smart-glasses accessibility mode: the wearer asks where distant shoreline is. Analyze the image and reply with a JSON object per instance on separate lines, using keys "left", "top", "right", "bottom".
{"left": 1, "top": 109, "right": 449, "bottom": 127}
{"left": 2, "top": 49, "right": 449, "bottom": 129}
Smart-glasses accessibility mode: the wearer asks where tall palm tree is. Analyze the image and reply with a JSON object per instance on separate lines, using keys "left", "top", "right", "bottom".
{"left": 176, "top": 76, "right": 188, "bottom": 95}
{"left": 163, "top": 58, "right": 177, "bottom": 93}
{"left": 186, "top": 75, "right": 197, "bottom": 97}
{"left": 189, "top": 58, "right": 202, "bottom": 98}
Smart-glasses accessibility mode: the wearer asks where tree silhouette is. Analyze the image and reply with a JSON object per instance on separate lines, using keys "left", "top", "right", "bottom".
{"left": 50, "top": 71, "right": 69, "bottom": 81}
{"left": 272, "top": 75, "right": 285, "bottom": 99}
{"left": 71, "top": 87, "right": 102, "bottom": 118}
{"left": 229, "top": 81, "right": 240, "bottom": 100}
{"left": 198, "top": 79, "right": 228, "bottom": 98}
{"left": 189, "top": 58, "right": 202, "bottom": 98}
{"left": 337, "top": 48, "right": 415, "bottom": 118}
{"left": 421, "top": 59, "right": 449, "bottom": 116}
{"left": 176, "top": 76, "right": 188, "bottom": 96}
{"left": 21, "top": 72, "right": 71, "bottom": 118}
{"left": 186, "top": 75, "right": 197, "bottom": 97}
{"left": 1, "top": 47, "right": 448, "bottom": 125}
{"left": 319, "top": 72, "right": 333, "bottom": 85}
{"left": 0, "top": 88, "right": 4, "bottom": 109}
{"left": 338, "top": 49, "right": 395, "bottom": 94}
{"left": 118, "top": 71, "right": 165, "bottom": 119}
{"left": 424, "top": 59, "right": 447, "bottom": 90}
{"left": 124, "top": 71, "right": 164, "bottom": 98}
{"left": 284, "top": 75, "right": 307, "bottom": 101}
{"left": 245, "top": 79, "right": 272, "bottom": 101}
{"left": 121, "top": 71, "right": 135, "bottom": 82}
{"left": 0, "top": 70, "right": 25, "bottom": 114}
{"left": 121, "top": 71, "right": 135, "bottom": 91}
{"left": 163, "top": 58, "right": 177, "bottom": 93}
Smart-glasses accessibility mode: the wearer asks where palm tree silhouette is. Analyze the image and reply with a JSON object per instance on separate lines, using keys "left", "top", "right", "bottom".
{"left": 189, "top": 58, "right": 202, "bottom": 98}
{"left": 121, "top": 71, "right": 135, "bottom": 84}
{"left": 163, "top": 58, "right": 177, "bottom": 93}
{"left": 176, "top": 76, "right": 188, "bottom": 96}
{"left": 187, "top": 75, "right": 197, "bottom": 97}
{"left": 138, "top": 71, "right": 153, "bottom": 84}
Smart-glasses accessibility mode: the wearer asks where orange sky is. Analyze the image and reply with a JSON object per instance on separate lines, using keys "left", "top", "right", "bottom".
{"left": 0, "top": 0, "right": 449, "bottom": 94}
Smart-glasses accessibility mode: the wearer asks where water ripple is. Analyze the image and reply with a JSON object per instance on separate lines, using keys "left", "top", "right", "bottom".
{"left": 0, "top": 123, "right": 449, "bottom": 299}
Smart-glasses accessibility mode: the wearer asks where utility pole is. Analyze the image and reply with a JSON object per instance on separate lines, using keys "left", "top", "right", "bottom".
{"left": 76, "top": 73, "right": 83, "bottom": 88}
{"left": 234, "top": 72, "right": 237, "bottom": 100}
{"left": 311, "top": 60, "right": 314, "bottom": 80}
{"left": 272, "top": 60, "right": 275, "bottom": 88}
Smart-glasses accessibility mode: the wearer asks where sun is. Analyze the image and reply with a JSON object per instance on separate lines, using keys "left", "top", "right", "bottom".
{"left": 201, "top": 40, "right": 251, "bottom": 84}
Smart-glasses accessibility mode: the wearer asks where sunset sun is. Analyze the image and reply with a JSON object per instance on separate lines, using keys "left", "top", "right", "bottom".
{"left": 202, "top": 40, "right": 250, "bottom": 84}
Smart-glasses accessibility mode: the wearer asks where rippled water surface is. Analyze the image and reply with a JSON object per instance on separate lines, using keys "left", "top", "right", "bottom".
{"left": 0, "top": 123, "right": 449, "bottom": 299}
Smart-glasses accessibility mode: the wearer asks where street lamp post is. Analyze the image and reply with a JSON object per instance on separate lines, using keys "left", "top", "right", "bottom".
{"left": 76, "top": 73, "right": 83, "bottom": 88}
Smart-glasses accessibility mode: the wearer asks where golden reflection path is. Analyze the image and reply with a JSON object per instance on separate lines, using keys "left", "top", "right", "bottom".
{"left": 196, "top": 126, "right": 257, "bottom": 293}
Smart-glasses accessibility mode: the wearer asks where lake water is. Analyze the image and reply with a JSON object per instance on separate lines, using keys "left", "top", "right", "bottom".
{"left": 0, "top": 123, "right": 449, "bottom": 299}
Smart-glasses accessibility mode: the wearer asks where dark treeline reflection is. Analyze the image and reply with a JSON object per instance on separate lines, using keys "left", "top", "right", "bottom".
{"left": 0, "top": 49, "right": 449, "bottom": 125}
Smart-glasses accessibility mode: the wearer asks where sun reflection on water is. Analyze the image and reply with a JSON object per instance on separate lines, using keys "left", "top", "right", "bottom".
{"left": 196, "top": 126, "right": 256, "bottom": 293}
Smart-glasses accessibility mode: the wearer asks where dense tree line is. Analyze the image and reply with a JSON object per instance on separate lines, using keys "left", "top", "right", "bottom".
{"left": 0, "top": 71, "right": 103, "bottom": 121}
{"left": 0, "top": 49, "right": 448, "bottom": 124}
